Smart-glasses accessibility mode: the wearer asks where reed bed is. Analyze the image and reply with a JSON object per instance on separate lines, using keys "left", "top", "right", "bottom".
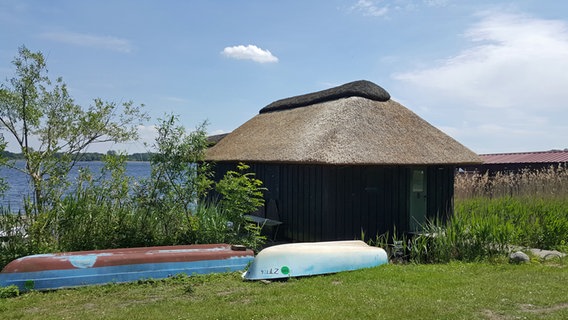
{"left": 374, "top": 165, "right": 568, "bottom": 263}
{"left": 455, "top": 165, "right": 568, "bottom": 200}
{"left": 454, "top": 196, "right": 568, "bottom": 250}
{"left": 454, "top": 165, "right": 568, "bottom": 250}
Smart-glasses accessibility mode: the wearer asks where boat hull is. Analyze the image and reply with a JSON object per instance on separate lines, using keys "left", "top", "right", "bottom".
{"left": 243, "top": 240, "right": 388, "bottom": 280}
{"left": 0, "top": 244, "right": 254, "bottom": 291}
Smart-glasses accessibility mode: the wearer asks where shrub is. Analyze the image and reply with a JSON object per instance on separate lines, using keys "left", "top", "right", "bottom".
{"left": 215, "top": 163, "right": 265, "bottom": 226}
{"left": 0, "top": 209, "right": 33, "bottom": 268}
{"left": 0, "top": 285, "right": 19, "bottom": 299}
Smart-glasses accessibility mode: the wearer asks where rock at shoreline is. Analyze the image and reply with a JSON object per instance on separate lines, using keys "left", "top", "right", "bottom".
{"left": 509, "top": 251, "right": 530, "bottom": 264}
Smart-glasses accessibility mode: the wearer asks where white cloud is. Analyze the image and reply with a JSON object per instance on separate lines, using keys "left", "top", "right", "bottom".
{"left": 40, "top": 31, "right": 133, "bottom": 53}
{"left": 221, "top": 45, "right": 278, "bottom": 63}
{"left": 350, "top": 0, "right": 447, "bottom": 16}
{"left": 395, "top": 12, "right": 568, "bottom": 109}
{"left": 422, "top": 0, "right": 449, "bottom": 7}
{"left": 392, "top": 12, "right": 568, "bottom": 153}
{"left": 351, "top": 0, "right": 389, "bottom": 17}
{"left": 163, "top": 96, "right": 190, "bottom": 104}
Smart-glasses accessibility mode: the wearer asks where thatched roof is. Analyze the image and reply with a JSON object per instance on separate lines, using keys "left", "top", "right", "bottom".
{"left": 206, "top": 80, "right": 481, "bottom": 165}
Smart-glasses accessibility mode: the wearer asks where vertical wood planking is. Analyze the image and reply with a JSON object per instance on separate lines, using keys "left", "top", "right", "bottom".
{"left": 211, "top": 162, "right": 457, "bottom": 242}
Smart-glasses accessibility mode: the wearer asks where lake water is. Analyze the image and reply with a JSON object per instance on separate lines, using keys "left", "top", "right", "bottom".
{"left": 0, "top": 161, "right": 151, "bottom": 212}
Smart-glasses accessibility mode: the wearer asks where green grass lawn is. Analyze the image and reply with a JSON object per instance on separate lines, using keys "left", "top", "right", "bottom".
{"left": 1, "top": 262, "right": 566, "bottom": 320}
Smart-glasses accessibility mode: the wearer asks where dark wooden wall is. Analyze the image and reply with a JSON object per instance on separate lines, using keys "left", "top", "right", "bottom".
{"left": 212, "top": 162, "right": 456, "bottom": 242}
{"left": 426, "top": 166, "right": 455, "bottom": 223}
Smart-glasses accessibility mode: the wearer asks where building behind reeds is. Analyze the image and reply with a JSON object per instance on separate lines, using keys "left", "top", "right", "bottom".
{"left": 206, "top": 80, "right": 481, "bottom": 242}
{"left": 463, "top": 150, "right": 568, "bottom": 174}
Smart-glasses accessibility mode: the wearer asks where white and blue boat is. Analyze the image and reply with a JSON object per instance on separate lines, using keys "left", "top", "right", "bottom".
{"left": 243, "top": 240, "right": 388, "bottom": 280}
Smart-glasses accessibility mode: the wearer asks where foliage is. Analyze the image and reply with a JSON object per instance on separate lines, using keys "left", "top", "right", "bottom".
{"left": 0, "top": 209, "right": 33, "bottom": 268}
{"left": 138, "top": 115, "right": 212, "bottom": 217}
{"left": 215, "top": 162, "right": 266, "bottom": 226}
{"left": 48, "top": 153, "right": 151, "bottom": 250}
{"left": 455, "top": 197, "right": 568, "bottom": 251}
{"left": 0, "top": 45, "right": 147, "bottom": 214}
{"left": 188, "top": 201, "right": 265, "bottom": 249}
{"left": 0, "top": 137, "right": 8, "bottom": 196}
{"left": 396, "top": 214, "right": 515, "bottom": 264}
{"left": 0, "top": 285, "right": 19, "bottom": 299}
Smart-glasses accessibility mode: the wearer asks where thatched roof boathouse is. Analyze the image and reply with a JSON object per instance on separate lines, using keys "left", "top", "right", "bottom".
{"left": 207, "top": 80, "right": 481, "bottom": 242}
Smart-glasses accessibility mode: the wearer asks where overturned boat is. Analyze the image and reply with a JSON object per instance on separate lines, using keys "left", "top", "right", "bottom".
{"left": 0, "top": 244, "right": 254, "bottom": 291}
{"left": 243, "top": 240, "right": 388, "bottom": 280}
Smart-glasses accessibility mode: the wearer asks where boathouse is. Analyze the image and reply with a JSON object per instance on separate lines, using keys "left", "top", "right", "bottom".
{"left": 206, "top": 80, "right": 481, "bottom": 242}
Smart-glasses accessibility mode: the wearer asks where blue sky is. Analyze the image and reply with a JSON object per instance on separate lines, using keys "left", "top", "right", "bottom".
{"left": 1, "top": 0, "right": 567, "bottom": 154}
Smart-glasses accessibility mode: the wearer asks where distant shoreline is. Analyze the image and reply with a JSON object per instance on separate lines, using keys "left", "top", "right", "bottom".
{"left": 1, "top": 151, "right": 153, "bottom": 162}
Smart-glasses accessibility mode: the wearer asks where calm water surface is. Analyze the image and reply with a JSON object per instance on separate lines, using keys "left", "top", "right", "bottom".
{"left": 0, "top": 161, "right": 151, "bottom": 212}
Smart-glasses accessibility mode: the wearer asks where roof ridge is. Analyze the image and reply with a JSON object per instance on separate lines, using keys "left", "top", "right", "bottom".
{"left": 259, "top": 80, "right": 390, "bottom": 114}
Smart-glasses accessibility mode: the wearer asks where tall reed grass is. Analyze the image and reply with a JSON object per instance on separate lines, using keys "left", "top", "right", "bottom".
{"left": 373, "top": 165, "right": 568, "bottom": 263}
{"left": 455, "top": 197, "right": 568, "bottom": 251}
{"left": 455, "top": 164, "right": 568, "bottom": 251}
{"left": 455, "top": 165, "right": 568, "bottom": 199}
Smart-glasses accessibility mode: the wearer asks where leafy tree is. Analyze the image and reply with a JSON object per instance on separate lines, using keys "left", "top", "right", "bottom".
{"left": 0, "top": 135, "right": 9, "bottom": 196}
{"left": 0, "top": 46, "right": 147, "bottom": 214}
{"left": 138, "top": 115, "right": 212, "bottom": 217}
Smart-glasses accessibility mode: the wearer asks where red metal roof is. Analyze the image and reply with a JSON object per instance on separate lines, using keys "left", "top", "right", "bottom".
{"left": 480, "top": 150, "right": 568, "bottom": 164}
